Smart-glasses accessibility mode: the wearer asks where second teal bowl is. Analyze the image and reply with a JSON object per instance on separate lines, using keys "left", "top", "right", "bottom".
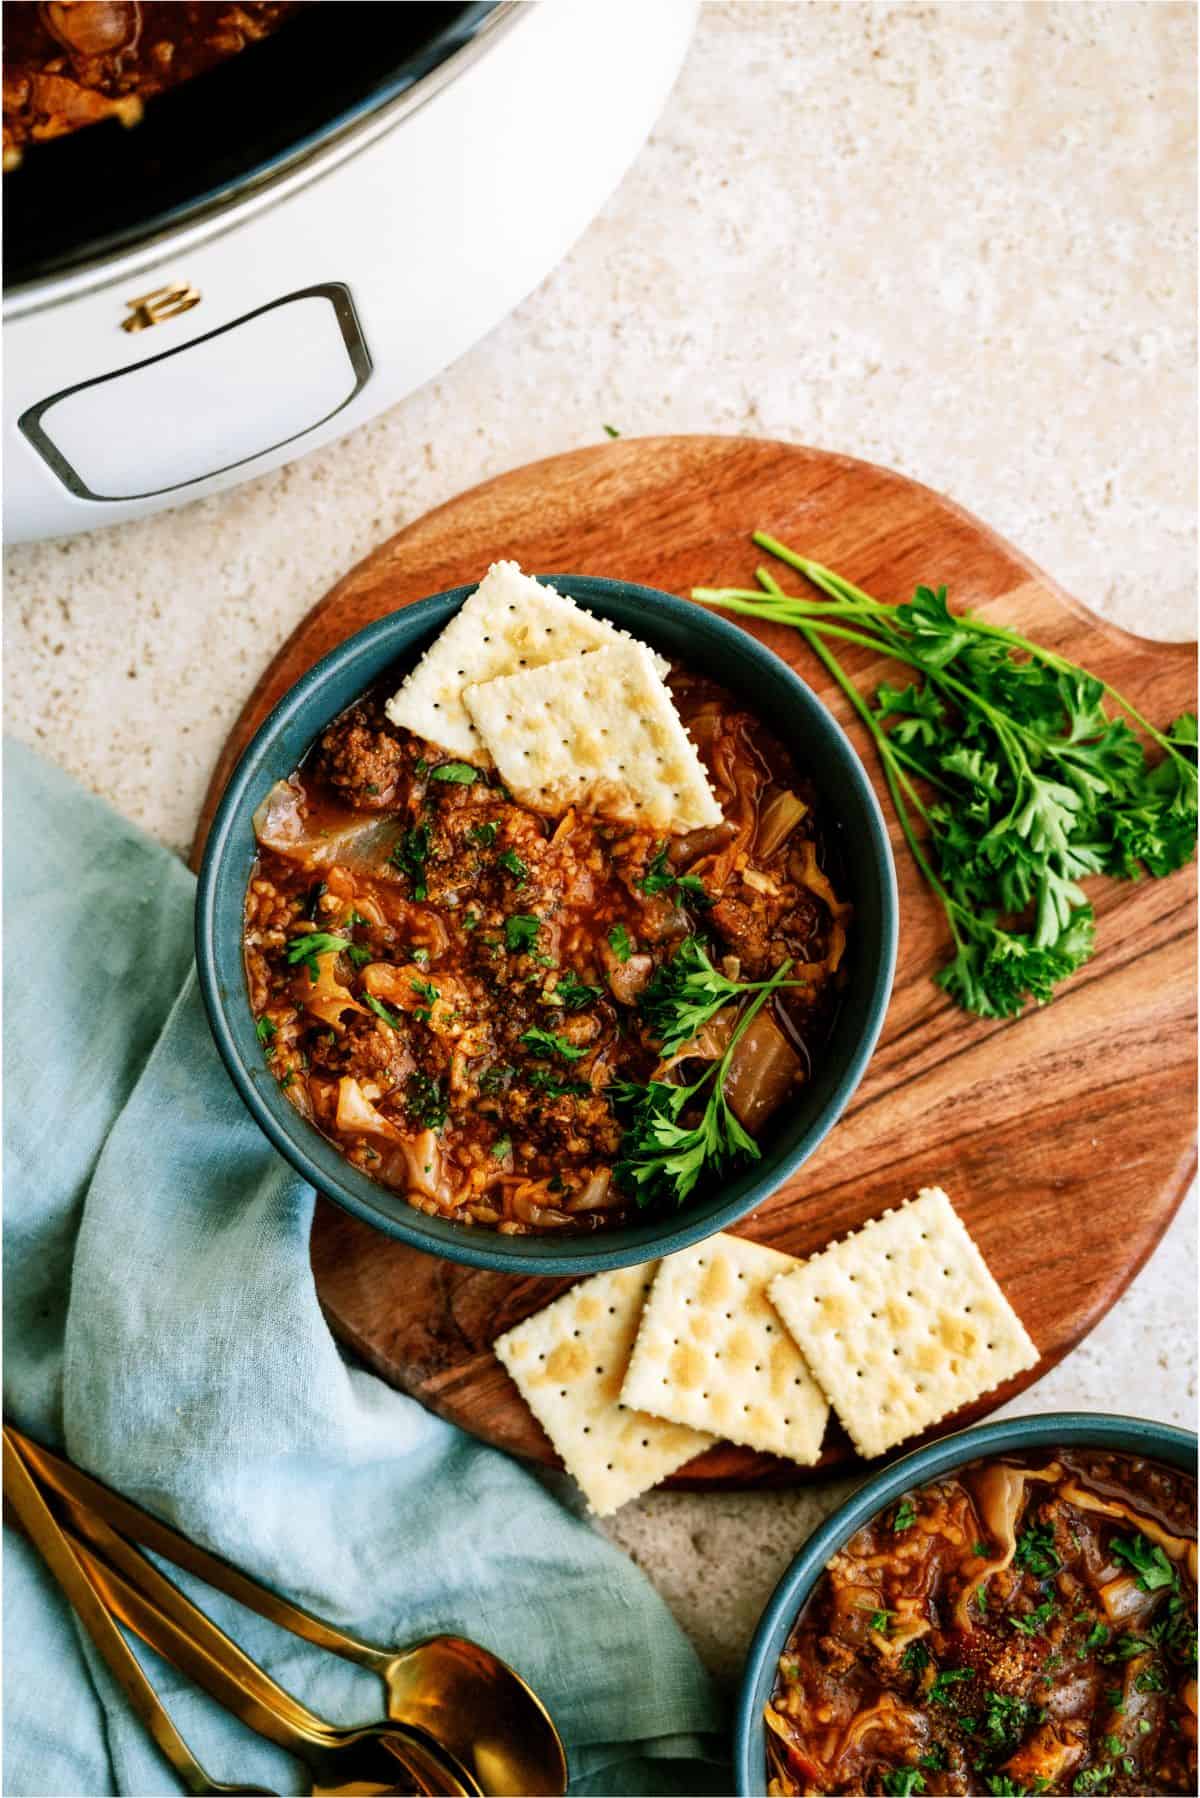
{"left": 734, "top": 1411, "right": 1199, "bottom": 1795}
{"left": 196, "top": 575, "right": 898, "bottom": 1275}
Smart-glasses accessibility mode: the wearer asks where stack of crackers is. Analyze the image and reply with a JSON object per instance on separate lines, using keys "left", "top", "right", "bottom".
{"left": 495, "top": 1188, "right": 1038, "bottom": 1515}
{"left": 386, "top": 561, "right": 722, "bottom": 832}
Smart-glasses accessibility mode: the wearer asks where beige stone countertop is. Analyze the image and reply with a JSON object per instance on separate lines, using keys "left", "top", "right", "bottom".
{"left": 5, "top": 2, "right": 1195, "bottom": 1687}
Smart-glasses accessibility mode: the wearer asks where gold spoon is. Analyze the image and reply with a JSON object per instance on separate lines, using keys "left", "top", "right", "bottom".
{"left": 65, "top": 1530, "right": 468, "bottom": 1798}
{"left": 12, "top": 1429, "right": 568, "bottom": 1796}
{"left": 1, "top": 1433, "right": 275, "bottom": 1798}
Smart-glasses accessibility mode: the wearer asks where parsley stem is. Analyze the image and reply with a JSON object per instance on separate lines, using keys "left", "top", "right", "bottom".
{"left": 711, "top": 956, "right": 797, "bottom": 1087}
{"left": 678, "top": 956, "right": 798, "bottom": 1104}
{"left": 751, "top": 543, "right": 1195, "bottom": 776}
{"left": 755, "top": 571, "right": 938, "bottom": 829}
{"left": 787, "top": 612, "right": 964, "bottom": 942}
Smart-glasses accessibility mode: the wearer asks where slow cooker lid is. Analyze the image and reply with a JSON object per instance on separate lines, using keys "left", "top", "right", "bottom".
{"left": 3, "top": 1, "right": 495, "bottom": 295}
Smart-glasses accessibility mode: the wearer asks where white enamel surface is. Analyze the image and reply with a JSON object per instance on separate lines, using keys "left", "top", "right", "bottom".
{"left": 34, "top": 294, "right": 360, "bottom": 499}
{"left": 4, "top": 0, "right": 697, "bottom": 540}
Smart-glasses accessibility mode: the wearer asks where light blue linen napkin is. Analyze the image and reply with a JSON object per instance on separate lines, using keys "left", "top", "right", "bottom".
{"left": 2, "top": 740, "right": 726, "bottom": 1798}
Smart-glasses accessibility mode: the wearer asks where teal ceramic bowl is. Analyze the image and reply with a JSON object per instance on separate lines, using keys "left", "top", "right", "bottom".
{"left": 735, "top": 1411, "right": 1198, "bottom": 1796}
{"left": 196, "top": 575, "right": 898, "bottom": 1275}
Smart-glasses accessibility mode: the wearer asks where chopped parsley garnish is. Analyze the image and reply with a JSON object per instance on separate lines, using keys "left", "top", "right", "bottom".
{"left": 892, "top": 1499, "right": 917, "bottom": 1533}
{"left": 364, "top": 994, "right": 404, "bottom": 1030}
{"left": 404, "top": 1072, "right": 447, "bottom": 1130}
{"left": 491, "top": 1136, "right": 512, "bottom": 1161}
{"left": 469, "top": 822, "right": 498, "bottom": 847}
{"left": 928, "top": 1668, "right": 974, "bottom": 1705}
{"left": 546, "top": 971, "right": 601, "bottom": 1011}
{"left": 255, "top": 1016, "right": 276, "bottom": 1047}
{"left": 609, "top": 923, "right": 633, "bottom": 963}
{"left": 496, "top": 848, "right": 528, "bottom": 881}
{"left": 881, "top": 1773, "right": 924, "bottom": 1796}
{"left": 638, "top": 935, "right": 805, "bottom": 1055}
{"left": 430, "top": 761, "right": 478, "bottom": 784}
{"left": 602, "top": 423, "right": 621, "bottom": 438}
{"left": 1149, "top": 1590, "right": 1196, "bottom": 1663}
{"left": 1105, "top": 1634, "right": 1154, "bottom": 1662}
{"left": 1133, "top": 1662, "right": 1168, "bottom": 1694}
{"left": 638, "top": 845, "right": 711, "bottom": 906}
{"left": 285, "top": 932, "right": 351, "bottom": 981}
{"left": 519, "top": 1026, "right": 588, "bottom": 1062}
{"left": 527, "top": 1068, "right": 590, "bottom": 1099}
{"left": 973, "top": 1540, "right": 990, "bottom": 1557}
{"left": 504, "top": 914, "right": 541, "bottom": 953}
{"left": 612, "top": 959, "right": 794, "bottom": 1207}
{"left": 979, "top": 1691, "right": 1038, "bottom": 1756}
{"left": 902, "top": 1641, "right": 930, "bottom": 1676}
{"left": 695, "top": 539, "right": 1197, "bottom": 1017}
{"left": 1009, "top": 1599, "right": 1057, "bottom": 1637}
{"left": 869, "top": 1610, "right": 891, "bottom": 1635}
{"left": 346, "top": 944, "right": 371, "bottom": 968}
{"left": 985, "top": 1780, "right": 1029, "bottom": 1797}
{"left": 478, "top": 1065, "right": 514, "bottom": 1095}
{"left": 390, "top": 824, "right": 430, "bottom": 900}
{"left": 1071, "top": 1767, "right": 1115, "bottom": 1794}
{"left": 1082, "top": 1622, "right": 1111, "bottom": 1655}
{"left": 1015, "top": 1524, "right": 1062, "bottom": 1580}
{"left": 918, "top": 1744, "right": 946, "bottom": 1772}
{"left": 410, "top": 978, "right": 439, "bottom": 1004}
{"left": 1111, "top": 1534, "right": 1176, "bottom": 1592}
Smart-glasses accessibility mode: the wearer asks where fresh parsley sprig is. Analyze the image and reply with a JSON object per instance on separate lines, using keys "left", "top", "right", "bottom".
{"left": 638, "top": 935, "right": 806, "bottom": 1055}
{"left": 695, "top": 536, "right": 1196, "bottom": 1018}
{"left": 612, "top": 959, "right": 793, "bottom": 1207}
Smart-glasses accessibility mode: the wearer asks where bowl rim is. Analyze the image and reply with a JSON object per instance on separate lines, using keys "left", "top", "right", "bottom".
{"left": 734, "top": 1410, "right": 1200, "bottom": 1796}
{"left": 195, "top": 573, "right": 899, "bottom": 1276}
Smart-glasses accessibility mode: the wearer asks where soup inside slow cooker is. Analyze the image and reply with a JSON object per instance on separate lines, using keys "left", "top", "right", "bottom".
{"left": 2, "top": 3, "right": 302, "bottom": 166}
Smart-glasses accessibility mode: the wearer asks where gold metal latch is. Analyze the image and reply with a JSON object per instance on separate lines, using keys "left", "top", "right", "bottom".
{"left": 120, "top": 283, "right": 202, "bottom": 334}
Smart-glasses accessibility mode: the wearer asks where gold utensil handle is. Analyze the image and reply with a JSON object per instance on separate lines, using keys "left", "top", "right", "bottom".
{"left": 2, "top": 1431, "right": 259, "bottom": 1798}
{"left": 68, "top": 1533, "right": 466, "bottom": 1797}
{"left": 11, "top": 1428, "right": 384, "bottom": 1669}
{"left": 50, "top": 1484, "right": 332, "bottom": 1739}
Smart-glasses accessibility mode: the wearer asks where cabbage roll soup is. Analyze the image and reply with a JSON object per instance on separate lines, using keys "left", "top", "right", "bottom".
{"left": 766, "top": 1449, "right": 1198, "bottom": 1796}
{"left": 243, "top": 663, "right": 849, "bottom": 1235}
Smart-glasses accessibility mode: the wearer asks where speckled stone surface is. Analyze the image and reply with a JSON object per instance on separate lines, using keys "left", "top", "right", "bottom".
{"left": 4, "top": 2, "right": 1195, "bottom": 1688}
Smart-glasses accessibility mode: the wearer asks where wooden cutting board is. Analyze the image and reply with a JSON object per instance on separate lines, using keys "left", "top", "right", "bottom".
{"left": 194, "top": 436, "right": 1197, "bottom": 1484}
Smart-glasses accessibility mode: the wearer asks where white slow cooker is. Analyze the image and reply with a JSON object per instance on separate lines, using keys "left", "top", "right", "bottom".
{"left": 3, "top": 0, "right": 696, "bottom": 543}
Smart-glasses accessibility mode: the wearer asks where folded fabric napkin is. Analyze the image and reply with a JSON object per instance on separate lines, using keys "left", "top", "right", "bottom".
{"left": 2, "top": 741, "right": 726, "bottom": 1798}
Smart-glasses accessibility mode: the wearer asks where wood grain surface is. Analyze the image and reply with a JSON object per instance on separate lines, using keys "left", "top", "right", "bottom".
{"left": 194, "top": 437, "right": 1197, "bottom": 1485}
